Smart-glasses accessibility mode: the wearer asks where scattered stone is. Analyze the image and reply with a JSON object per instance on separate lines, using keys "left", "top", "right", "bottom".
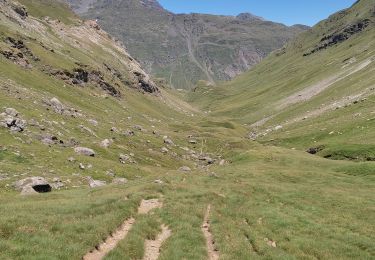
{"left": 0, "top": 108, "right": 26, "bottom": 132}
{"left": 219, "top": 159, "right": 226, "bottom": 166}
{"left": 68, "top": 157, "right": 76, "bottom": 162}
{"left": 106, "top": 170, "right": 115, "bottom": 177}
{"left": 123, "top": 130, "right": 135, "bottom": 136}
{"left": 112, "top": 178, "right": 128, "bottom": 185}
{"left": 274, "top": 125, "right": 283, "bottom": 130}
{"left": 49, "top": 97, "right": 65, "bottom": 114}
{"left": 154, "top": 179, "right": 163, "bottom": 184}
{"left": 100, "top": 139, "right": 113, "bottom": 148}
{"left": 199, "top": 156, "right": 215, "bottom": 164}
{"left": 306, "top": 146, "right": 324, "bottom": 155}
{"left": 179, "top": 166, "right": 191, "bottom": 172}
{"left": 87, "top": 177, "right": 106, "bottom": 188}
{"left": 110, "top": 127, "right": 118, "bottom": 132}
{"left": 161, "top": 147, "right": 169, "bottom": 153}
{"left": 5, "top": 108, "right": 18, "bottom": 117}
{"left": 74, "top": 147, "right": 95, "bottom": 157}
{"left": 265, "top": 238, "right": 277, "bottom": 248}
{"left": 79, "top": 163, "right": 85, "bottom": 170}
{"left": 13, "top": 177, "right": 51, "bottom": 195}
{"left": 119, "top": 154, "right": 135, "bottom": 164}
{"left": 51, "top": 178, "right": 64, "bottom": 190}
{"left": 164, "top": 137, "right": 174, "bottom": 146}
{"left": 88, "top": 119, "right": 98, "bottom": 126}
{"left": 188, "top": 139, "right": 197, "bottom": 144}
{"left": 133, "top": 125, "right": 144, "bottom": 131}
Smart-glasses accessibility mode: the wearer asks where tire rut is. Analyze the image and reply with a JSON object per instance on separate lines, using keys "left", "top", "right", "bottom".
{"left": 202, "top": 205, "right": 219, "bottom": 260}
{"left": 83, "top": 199, "right": 163, "bottom": 260}
{"left": 143, "top": 225, "right": 172, "bottom": 260}
{"left": 83, "top": 218, "right": 135, "bottom": 260}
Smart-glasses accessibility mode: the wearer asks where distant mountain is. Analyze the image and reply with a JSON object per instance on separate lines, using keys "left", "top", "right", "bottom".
{"left": 65, "top": 0, "right": 307, "bottom": 89}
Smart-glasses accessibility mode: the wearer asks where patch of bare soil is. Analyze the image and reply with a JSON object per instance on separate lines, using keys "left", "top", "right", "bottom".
{"left": 143, "top": 225, "right": 172, "bottom": 260}
{"left": 83, "top": 218, "right": 135, "bottom": 260}
{"left": 202, "top": 205, "right": 219, "bottom": 260}
{"left": 138, "top": 199, "right": 163, "bottom": 214}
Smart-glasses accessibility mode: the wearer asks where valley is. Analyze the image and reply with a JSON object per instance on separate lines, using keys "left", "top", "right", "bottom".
{"left": 0, "top": 0, "right": 374, "bottom": 259}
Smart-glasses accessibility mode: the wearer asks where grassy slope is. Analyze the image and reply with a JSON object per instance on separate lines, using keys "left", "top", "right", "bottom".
{"left": 0, "top": 0, "right": 374, "bottom": 259}
{"left": 189, "top": 0, "right": 375, "bottom": 158}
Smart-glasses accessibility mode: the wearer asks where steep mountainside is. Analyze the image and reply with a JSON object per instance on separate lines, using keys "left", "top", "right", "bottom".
{"left": 65, "top": 0, "right": 307, "bottom": 89}
{"left": 190, "top": 0, "right": 375, "bottom": 160}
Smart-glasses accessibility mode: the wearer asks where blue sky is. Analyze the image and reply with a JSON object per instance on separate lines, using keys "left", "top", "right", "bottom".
{"left": 158, "top": 0, "right": 357, "bottom": 26}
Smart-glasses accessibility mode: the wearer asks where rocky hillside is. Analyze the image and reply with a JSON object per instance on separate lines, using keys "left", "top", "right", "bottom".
{"left": 0, "top": 0, "right": 207, "bottom": 194}
{"left": 65, "top": 0, "right": 307, "bottom": 89}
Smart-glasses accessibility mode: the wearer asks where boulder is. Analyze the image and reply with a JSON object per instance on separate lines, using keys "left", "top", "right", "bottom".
{"left": 1, "top": 109, "right": 27, "bottom": 132}
{"left": 74, "top": 147, "right": 95, "bottom": 157}
{"left": 12, "top": 4, "right": 28, "bottom": 19}
{"left": 13, "top": 177, "right": 52, "bottom": 195}
{"left": 164, "top": 138, "right": 174, "bottom": 146}
{"left": 49, "top": 97, "right": 65, "bottom": 114}
{"left": 87, "top": 176, "right": 106, "bottom": 188}
{"left": 5, "top": 108, "right": 18, "bottom": 117}
{"left": 100, "top": 139, "right": 113, "bottom": 148}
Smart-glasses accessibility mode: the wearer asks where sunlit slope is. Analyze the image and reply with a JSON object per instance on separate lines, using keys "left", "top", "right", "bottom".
{"left": 189, "top": 0, "right": 375, "bottom": 156}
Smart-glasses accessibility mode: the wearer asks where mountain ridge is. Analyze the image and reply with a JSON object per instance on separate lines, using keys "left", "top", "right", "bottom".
{"left": 65, "top": 0, "right": 307, "bottom": 89}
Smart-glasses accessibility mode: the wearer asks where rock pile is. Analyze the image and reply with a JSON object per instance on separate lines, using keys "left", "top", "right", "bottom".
{"left": 0, "top": 108, "right": 27, "bottom": 132}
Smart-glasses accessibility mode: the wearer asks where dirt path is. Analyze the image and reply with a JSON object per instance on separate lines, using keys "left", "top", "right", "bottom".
{"left": 202, "top": 205, "right": 219, "bottom": 260}
{"left": 143, "top": 225, "right": 172, "bottom": 260}
{"left": 83, "top": 218, "right": 135, "bottom": 260}
{"left": 83, "top": 199, "right": 163, "bottom": 260}
{"left": 138, "top": 199, "right": 163, "bottom": 214}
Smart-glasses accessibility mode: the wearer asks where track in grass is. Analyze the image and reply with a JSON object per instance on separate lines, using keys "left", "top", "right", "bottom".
{"left": 83, "top": 218, "right": 136, "bottom": 260}
{"left": 84, "top": 199, "right": 163, "bottom": 260}
{"left": 202, "top": 205, "right": 219, "bottom": 260}
{"left": 138, "top": 199, "right": 163, "bottom": 215}
{"left": 143, "top": 224, "right": 172, "bottom": 260}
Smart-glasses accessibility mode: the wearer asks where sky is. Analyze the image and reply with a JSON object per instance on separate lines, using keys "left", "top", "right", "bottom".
{"left": 157, "top": 0, "right": 357, "bottom": 26}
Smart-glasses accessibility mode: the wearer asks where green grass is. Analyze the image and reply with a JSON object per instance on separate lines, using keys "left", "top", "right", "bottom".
{"left": 17, "top": 0, "right": 79, "bottom": 25}
{"left": 0, "top": 0, "right": 374, "bottom": 259}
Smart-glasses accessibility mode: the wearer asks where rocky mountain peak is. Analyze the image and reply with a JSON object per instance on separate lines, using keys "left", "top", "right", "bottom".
{"left": 139, "top": 0, "right": 164, "bottom": 11}
{"left": 236, "top": 12, "right": 264, "bottom": 21}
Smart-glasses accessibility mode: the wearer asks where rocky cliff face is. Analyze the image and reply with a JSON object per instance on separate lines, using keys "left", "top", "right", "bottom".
{"left": 65, "top": 0, "right": 308, "bottom": 89}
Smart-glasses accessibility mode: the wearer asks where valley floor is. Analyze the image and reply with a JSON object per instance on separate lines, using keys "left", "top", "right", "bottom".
{"left": 1, "top": 138, "right": 374, "bottom": 259}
